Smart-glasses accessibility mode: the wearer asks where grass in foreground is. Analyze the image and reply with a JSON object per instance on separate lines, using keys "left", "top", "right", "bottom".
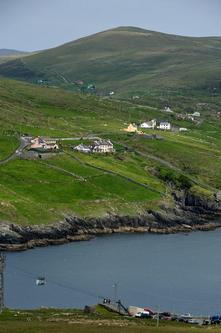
{"left": 0, "top": 308, "right": 219, "bottom": 333}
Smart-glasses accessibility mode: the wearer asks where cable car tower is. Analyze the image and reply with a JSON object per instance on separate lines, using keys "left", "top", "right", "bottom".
{"left": 0, "top": 253, "right": 5, "bottom": 313}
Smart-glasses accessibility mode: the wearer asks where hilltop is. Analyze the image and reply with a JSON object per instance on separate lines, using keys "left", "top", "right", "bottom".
{"left": 0, "top": 27, "right": 221, "bottom": 96}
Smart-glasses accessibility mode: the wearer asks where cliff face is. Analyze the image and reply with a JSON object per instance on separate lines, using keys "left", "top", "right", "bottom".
{"left": 0, "top": 191, "right": 221, "bottom": 251}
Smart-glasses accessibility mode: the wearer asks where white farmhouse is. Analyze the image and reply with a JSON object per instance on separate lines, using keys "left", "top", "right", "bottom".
{"left": 158, "top": 121, "right": 171, "bottom": 130}
{"left": 92, "top": 140, "right": 115, "bottom": 153}
{"left": 140, "top": 119, "right": 156, "bottom": 129}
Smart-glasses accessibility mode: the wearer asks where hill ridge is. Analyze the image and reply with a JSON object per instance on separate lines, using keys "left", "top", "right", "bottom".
{"left": 1, "top": 26, "right": 221, "bottom": 96}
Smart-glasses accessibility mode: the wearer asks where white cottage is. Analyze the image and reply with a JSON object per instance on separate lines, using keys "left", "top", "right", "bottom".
{"left": 158, "top": 122, "right": 171, "bottom": 130}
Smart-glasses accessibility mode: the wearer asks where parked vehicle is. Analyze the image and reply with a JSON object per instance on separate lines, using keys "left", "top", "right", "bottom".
{"left": 159, "top": 312, "right": 172, "bottom": 320}
{"left": 135, "top": 311, "right": 151, "bottom": 319}
{"left": 210, "top": 315, "right": 221, "bottom": 324}
{"left": 178, "top": 313, "right": 192, "bottom": 323}
{"left": 187, "top": 318, "right": 203, "bottom": 325}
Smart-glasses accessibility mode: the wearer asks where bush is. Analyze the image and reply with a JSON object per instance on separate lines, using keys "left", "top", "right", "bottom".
{"left": 157, "top": 167, "right": 192, "bottom": 189}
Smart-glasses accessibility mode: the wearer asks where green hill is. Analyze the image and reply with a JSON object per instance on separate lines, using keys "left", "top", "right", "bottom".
{"left": 1, "top": 27, "right": 221, "bottom": 96}
{"left": 0, "top": 77, "right": 221, "bottom": 226}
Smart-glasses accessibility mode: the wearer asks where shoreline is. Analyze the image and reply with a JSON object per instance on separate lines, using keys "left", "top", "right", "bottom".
{"left": 1, "top": 189, "right": 221, "bottom": 252}
{"left": 1, "top": 216, "right": 221, "bottom": 252}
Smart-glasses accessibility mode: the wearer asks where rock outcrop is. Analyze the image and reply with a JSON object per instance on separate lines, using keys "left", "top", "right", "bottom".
{"left": 0, "top": 190, "right": 221, "bottom": 251}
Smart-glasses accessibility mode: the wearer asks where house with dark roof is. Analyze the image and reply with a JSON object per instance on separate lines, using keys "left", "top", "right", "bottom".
{"left": 91, "top": 140, "right": 115, "bottom": 153}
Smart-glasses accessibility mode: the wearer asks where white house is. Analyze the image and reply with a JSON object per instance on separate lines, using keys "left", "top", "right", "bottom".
{"left": 74, "top": 140, "right": 115, "bottom": 154}
{"left": 92, "top": 140, "right": 115, "bottom": 153}
{"left": 140, "top": 119, "right": 156, "bottom": 129}
{"left": 158, "top": 121, "right": 171, "bottom": 130}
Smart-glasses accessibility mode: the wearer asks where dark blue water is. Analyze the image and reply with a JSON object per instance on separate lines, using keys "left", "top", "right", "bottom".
{"left": 5, "top": 229, "right": 221, "bottom": 315}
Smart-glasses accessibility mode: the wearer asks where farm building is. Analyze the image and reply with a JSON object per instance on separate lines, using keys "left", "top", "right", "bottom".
{"left": 140, "top": 119, "right": 156, "bottom": 129}
{"left": 30, "top": 137, "right": 59, "bottom": 150}
{"left": 192, "top": 111, "right": 201, "bottom": 117}
{"left": 73, "top": 144, "right": 91, "bottom": 153}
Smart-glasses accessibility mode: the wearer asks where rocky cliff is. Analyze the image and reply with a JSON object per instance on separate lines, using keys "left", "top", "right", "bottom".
{"left": 0, "top": 190, "right": 221, "bottom": 251}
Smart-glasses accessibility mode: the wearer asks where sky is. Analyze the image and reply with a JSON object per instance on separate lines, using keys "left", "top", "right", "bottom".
{"left": 1, "top": 0, "right": 221, "bottom": 51}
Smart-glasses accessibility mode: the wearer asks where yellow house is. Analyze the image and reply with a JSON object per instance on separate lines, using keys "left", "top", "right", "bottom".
{"left": 124, "top": 123, "right": 138, "bottom": 133}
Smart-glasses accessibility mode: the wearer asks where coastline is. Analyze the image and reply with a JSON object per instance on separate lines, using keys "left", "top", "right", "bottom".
{"left": 1, "top": 213, "right": 221, "bottom": 252}
{"left": 1, "top": 190, "right": 221, "bottom": 252}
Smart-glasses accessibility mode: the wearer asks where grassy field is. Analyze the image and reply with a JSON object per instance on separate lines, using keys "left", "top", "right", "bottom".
{"left": 0, "top": 308, "right": 219, "bottom": 333}
{"left": 0, "top": 77, "right": 221, "bottom": 225}
{"left": 0, "top": 136, "right": 19, "bottom": 160}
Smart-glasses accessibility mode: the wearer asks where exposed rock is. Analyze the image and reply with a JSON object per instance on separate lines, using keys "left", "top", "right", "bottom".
{"left": 0, "top": 190, "right": 221, "bottom": 251}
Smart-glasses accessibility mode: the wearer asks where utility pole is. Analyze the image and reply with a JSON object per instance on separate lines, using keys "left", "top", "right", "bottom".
{"left": 113, "top": 282, "right": 118, "bottom": 303}
{"left": 156, "top": 305, "right": 160, "bottom": 328}
{"left": 0, "top": 253, "right": 5, "bottom": 313}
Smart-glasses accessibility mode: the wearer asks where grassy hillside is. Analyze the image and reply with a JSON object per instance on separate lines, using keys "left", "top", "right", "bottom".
{"left": 1, "top": 27, "right": 221, "bottom": 97}
{"left": 0, "top": 78, "right": 221, "bottom": 225}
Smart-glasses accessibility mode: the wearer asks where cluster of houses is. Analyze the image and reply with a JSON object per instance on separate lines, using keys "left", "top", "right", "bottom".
{"left": 176, "top": 111, "right": 201, "bottom": 122}
{"left": 162, "top": 105, "right": 201, "bottom": 123}
{"left": 123, "top": 119, "right": 189, "bottom": 133}
{"left": 124, "top": 120, "right": 172, "bottom": 133}
{"left": 29, "top": 137, "right": 115, "bottom": 155}
{"left": 74, "top": 139, "right": 115, "bottom": 154}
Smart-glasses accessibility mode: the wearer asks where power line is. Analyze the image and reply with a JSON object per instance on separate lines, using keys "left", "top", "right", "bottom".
{"left": 7, "top": 264, "right": 105, "bottom": 301}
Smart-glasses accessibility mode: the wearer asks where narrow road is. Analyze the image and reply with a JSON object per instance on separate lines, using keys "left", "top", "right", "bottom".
{"left": 0, "top": 137, "right": 30, "bottom": 165}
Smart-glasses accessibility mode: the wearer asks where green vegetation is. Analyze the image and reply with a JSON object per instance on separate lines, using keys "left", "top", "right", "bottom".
{"left": 0, "top": 136, "right": 19, "bottom": 160}
{"left": 0, "top": 308, "right": 220, "bottom": 333}
{"left": 1, "top": 26, "right": 221, "bottom": 99}
{"left": 0, "top": 77, "right": 220, "bottom": 225}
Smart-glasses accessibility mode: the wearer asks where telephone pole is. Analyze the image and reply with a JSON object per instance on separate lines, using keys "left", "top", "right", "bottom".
{"left": 0, "top": 253, "right": 5, "bottom": 313}
{"left": 113, "top": 282, "right": 118, "bottom": 303}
